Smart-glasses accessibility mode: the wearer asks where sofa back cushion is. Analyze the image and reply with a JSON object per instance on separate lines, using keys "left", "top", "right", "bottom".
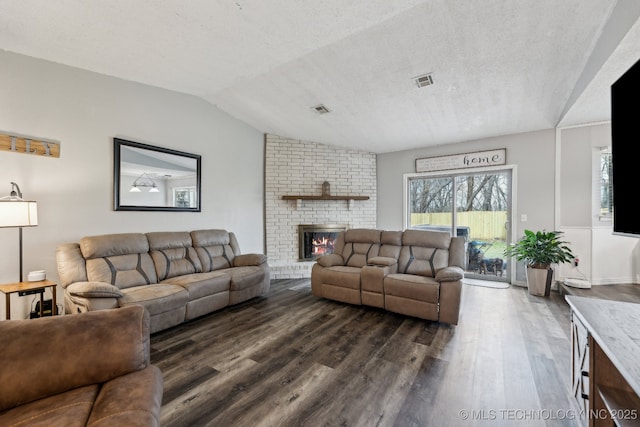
{"left": 56, "top": 243, "right": 89, "bottom": 287}
{"left": 378, "top": 230, "right": 403, "bottom": 259}
{"left": 338, "top": 229, "right": 381, "bottom": 268}
{"left": 397, "top": 230, "right": 452, "bottom": 277}
{"left": 190, "top": 229, "right": 238, "bottom": 272}
{"left": 80, "top": 233, "right": 158, "bottom": 289}
{"left": 147, "top": 232, "right": 202, "bottom": 281}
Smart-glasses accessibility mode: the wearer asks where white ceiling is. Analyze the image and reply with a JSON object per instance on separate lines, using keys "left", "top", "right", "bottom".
{"left": 1, "top": 0, "right": 639, "bottom": 154}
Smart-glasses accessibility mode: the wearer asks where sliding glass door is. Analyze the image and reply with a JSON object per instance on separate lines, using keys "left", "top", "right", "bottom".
{"left": 406, "top": 167, "right": 512, "bottom": 282}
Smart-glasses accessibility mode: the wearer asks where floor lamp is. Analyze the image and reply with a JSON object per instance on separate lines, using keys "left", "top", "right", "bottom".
{"left": 0, "top": 182, "right": 38, "bottom": 282}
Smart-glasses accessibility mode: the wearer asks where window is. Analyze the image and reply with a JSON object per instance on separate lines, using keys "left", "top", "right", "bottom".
{"left": 599, "top": 147, "right": 612, "bottom": 220}
{"left": 404, "top": 167, "right": 513, "bottom": 282}
{"left": 173, "top": 187, "right": 197, "bottom": 208}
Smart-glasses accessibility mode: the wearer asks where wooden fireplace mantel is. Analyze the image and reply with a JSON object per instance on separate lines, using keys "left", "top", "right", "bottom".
{"left": 281, "top": 195, "right": 369, "bottom": 201}
{"left": 282, "top": 182, "right": 369, "bottom": 209}
{"left": 281, "top": 194, "right": 369, "bottom": 211}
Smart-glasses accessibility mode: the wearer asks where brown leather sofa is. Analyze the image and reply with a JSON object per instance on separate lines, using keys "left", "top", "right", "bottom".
{"left": 0, "top": 305, "right": 162, "bottom": 426}
{"left": 56, "top": 229, "right": 270, "bottom": 333}
{"left": 311, "top": 228, "right": 466, "bottom": 324}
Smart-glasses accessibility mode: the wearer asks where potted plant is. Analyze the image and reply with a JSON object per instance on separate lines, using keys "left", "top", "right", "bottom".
{"left": 503, "top": 229, "right": 574, "bottom": 296}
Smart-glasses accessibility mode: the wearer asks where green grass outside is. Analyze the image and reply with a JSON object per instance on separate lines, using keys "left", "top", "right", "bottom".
{"left": 470, "top": 239, "right": 507, "bottom": 260}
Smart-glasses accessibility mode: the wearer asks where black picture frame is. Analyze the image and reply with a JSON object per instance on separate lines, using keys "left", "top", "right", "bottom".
{"left": 113, "top": 138, "right": 202, "bottom": 212}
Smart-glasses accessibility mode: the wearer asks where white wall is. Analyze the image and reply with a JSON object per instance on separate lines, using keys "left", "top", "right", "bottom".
{"left": 377, "top": 129, "right": 556, "bottom": 283}
{"left": 377, "top": 129, "right": 556, "bottom": 233}
{"left": 557, "top": 123, "right": 640, "bottom": 284}
{"left": 0, "top": 51, "right": 264, "bottom": 319}
{"left": 378, "top": 124, "right": 640, "bottom": 287}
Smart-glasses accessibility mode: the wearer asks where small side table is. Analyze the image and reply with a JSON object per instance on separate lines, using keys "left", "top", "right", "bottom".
{"left": 0, "top": 280, "right": 57, "bottom": 320}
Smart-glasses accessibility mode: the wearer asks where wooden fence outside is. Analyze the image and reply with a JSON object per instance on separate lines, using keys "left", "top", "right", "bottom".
{"left": 410, "top": 211, "right": 507, "bottom": 240}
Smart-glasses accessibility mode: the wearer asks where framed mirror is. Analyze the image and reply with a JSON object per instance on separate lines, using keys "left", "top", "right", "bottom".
{"left": 114, "top": 138, "right": 201, "bottom": 212}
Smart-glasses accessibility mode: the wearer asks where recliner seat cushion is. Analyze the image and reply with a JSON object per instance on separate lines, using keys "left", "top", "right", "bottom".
{"left": 119, "top": 284, "right": 188, "bottom": 316}
{"left": 384, "top": 273, "right": 439, "bottom": 303}
{"left": 318, "top": 266, "right": 361, "bottom": 290}
{"left": 161, "top": 271, "right": 230, "bottom": 300}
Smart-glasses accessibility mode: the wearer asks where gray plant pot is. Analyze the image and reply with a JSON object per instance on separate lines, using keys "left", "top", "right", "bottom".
{"left": 526, "top": 266, "right": 553, "bottom": 296}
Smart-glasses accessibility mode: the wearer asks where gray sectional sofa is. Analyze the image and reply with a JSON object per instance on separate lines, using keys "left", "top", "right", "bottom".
{"left": 311, "top": 228, "right": 465, "bottom": 324}
{"left": 56, "top": 229, "right": 270, "bottom": 333}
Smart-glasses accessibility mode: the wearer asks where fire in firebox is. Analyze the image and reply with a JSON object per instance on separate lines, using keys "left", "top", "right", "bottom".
{"left": 311, "top": 234, "right": 335, "bottom": 257}
{"left": 298, "top": 224, "right": 348, "bottom": 261}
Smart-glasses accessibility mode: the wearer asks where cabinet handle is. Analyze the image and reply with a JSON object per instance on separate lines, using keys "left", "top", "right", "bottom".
{"left": 581, "top": 370, "right": 589, "bottom": 378}
{"left": 581, "top": 392, "right": 589, "bottom": 400}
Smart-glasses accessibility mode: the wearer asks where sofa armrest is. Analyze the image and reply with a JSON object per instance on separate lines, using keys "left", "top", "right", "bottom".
{"left": 66, "top": 281, "right": 123, "bottom": 298}
{"left": 0, "top": 305, "right": 151, "bottom": 412}
{"left": 316, "top": 254, "right": 345, "bottom": 267}
{"left": 87, "top": 365, "right": 163, "bottom": 427}
{"left": 435, "top": 266, "right": 465, "bottom": 283}
{"left": 367, "top": 256, "right": 398, "bottom": 267}
{"left": 233, "top": 253, "right": 267, "bottom": 267}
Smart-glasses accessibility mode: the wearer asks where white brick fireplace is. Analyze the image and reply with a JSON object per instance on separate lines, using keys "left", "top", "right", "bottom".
{"left": 265, "top": 134, "right": 377, "bottom": 278}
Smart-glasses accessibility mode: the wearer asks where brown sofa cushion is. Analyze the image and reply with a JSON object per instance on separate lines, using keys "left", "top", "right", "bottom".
{"left": 80, "top": 233, "right": 149, "bottom": 259}
{"left": 162, "top": 271, "right": 230, "bottom": 300}
{"left": 81, "top": 234, "right": 158, "bottom": 289}
{"left": 190, "top": 229, "right": 237, "bottom": 272}
{"left": 319, "top": 266, "right": 362, "bottom": 290}
{"left": 384, "top": 274, "right": 440, "bottom": 303}
{"left": 0, "top": 384, "right": 99, "bottom": 426}
{"left": 119, "top": 284, "right": 188, "bottom": 316}
{"left": 339, "top": 229, "right": 382, "bottom": 268}
{"left": 147, "top": 232, "right": 203, "bottom": 280}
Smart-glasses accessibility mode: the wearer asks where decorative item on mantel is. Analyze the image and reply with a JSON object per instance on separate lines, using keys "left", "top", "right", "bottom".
{"left": 322, "top": 181, "right": 330, "bottom": 196}
{"left": 282, "top": 181, "right": 369, "bottom": 210}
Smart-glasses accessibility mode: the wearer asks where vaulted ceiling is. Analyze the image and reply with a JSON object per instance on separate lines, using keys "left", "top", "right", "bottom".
{"left": 1, "top": 1, "right": 639, "bottom": 153}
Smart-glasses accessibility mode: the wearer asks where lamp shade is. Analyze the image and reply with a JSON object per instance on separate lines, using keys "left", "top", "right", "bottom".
{"left": 0, "top": 200, "right": 38, "bottom": 227}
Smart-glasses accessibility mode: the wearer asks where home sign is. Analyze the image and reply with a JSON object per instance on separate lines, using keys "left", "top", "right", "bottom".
{"left": 0, "top": 132, "right": 60, "bottom": 158}
{"left": 416, "top": 148, "right": 505, "bottom": 173}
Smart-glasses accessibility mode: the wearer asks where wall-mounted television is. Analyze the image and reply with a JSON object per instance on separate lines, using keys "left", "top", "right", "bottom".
{"left": 611, "top": 57, "right": 640, "bottom": 237}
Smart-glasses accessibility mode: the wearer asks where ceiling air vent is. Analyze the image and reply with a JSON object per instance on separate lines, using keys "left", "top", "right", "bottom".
{"left": 413, "top": 73, "right": 434, "bottom": 88}
{"left": 311, "top": 104, "right": 331, "bottom": 114}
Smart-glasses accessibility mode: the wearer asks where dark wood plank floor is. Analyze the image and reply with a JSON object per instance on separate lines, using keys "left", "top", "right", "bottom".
{"left": 151, "top": 280, "right": 588, "bottom": 427}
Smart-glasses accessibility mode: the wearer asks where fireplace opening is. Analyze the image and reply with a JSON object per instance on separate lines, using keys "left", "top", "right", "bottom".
{"left": 299, "top": 224, "right": 348, "bottom": 261}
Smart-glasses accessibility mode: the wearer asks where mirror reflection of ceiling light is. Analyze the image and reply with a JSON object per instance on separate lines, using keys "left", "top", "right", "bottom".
{"left": 130, "top": 172, "right": 160, "bottom": 192}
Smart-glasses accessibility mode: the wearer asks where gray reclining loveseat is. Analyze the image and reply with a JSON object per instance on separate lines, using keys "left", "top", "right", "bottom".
{"left": 311, "top": 228, "right": 465, "bottom": 324}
